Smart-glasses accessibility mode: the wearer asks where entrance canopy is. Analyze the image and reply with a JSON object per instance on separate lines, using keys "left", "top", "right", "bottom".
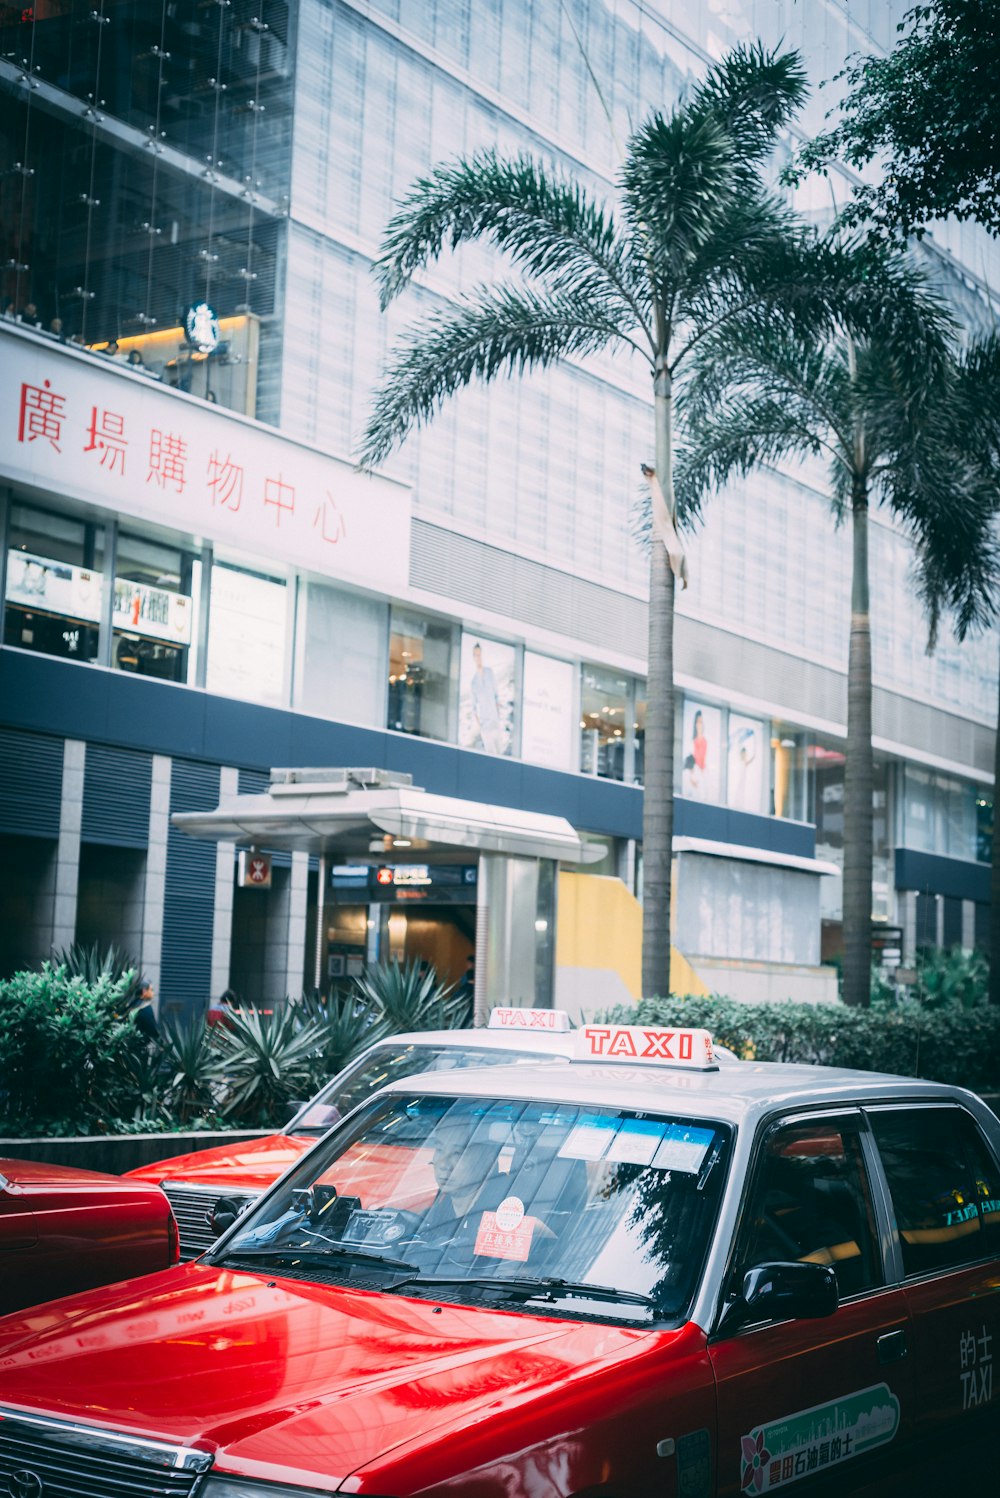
{"left": 172, "top": 766, "right": 604, "bottom": 865}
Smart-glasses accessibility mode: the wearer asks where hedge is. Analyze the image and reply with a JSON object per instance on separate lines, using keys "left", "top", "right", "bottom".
{"left": 601, "top": 995, "right": 1000, "bottom": 1095}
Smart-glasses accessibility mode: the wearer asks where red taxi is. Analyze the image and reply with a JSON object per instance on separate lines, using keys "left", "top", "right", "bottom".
{"left": 0, "top": 1158, "right": 179, "bottom": 1314}
{"left": 126, "top": 1007, "right": 583, "bottom": 1258}
{"left": 0, "top": 1024, "right": 996, "bottom": 1497}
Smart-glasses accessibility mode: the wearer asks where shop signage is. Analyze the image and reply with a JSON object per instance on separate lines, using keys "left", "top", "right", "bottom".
{"left": 4, "top": 329, "right": 412, "bottom": 596}
{"left": 331, "top": 863, "right": 477, "bottom": 904}
{"left": 184, "top": 302, "right": 221, "bottom": 354}
{"left": 237, "top": 850, "right": 272, "bottom": 889}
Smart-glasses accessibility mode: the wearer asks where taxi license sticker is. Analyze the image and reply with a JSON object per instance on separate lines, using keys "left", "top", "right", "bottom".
{"left": 652, "top": 1124, "right": 715, "bottom": 1174}
{"left": 606, "top": 1119, "right": 665, "bottom": 1166}
{"left": 475, "top": 1205, "right": 534, "bottom": 1261}
{"left": 494, "top": 1195, "right": 525, "bottom": 1232}
{"left": 558, "top": 1116, "right": 620, "bottom": 1161}
{"left": 739, "top": 1383, "right": 900, "bottom": 1491}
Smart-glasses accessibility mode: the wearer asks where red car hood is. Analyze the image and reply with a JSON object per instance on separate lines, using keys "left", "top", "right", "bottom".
{"left": 0, "top": 1264, "right": 672, "bottom": 1489}
{"left": 126, "top": 1133, "right": 312, "bottom": 1192}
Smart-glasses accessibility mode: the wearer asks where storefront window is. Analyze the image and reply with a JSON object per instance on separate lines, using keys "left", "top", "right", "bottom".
{"left": 771, "top": 728, "right": 810, "bottom": 821}
{"left": 901, "top": 765, "right": 978, "bottom": 860}
{"left": 112, "top": 531, "right": 197, "bottom": 684}
{"left": 579, "top": 667, "right": 628, "bottom": 780}
{"left": 387, "top": 608, "right": 455, "bottom": 741}
{"left": 633, "top": 692, "right": 646, "bottom": 785}
{"left": 4, "top": 501, "right": 105, "bottom": 663}
{"left": 977, "top": 795, "right": 993, "bottom": 864}
{"left": 206, "top": 560, "right": 287, "bottom": 706}
{"left": 812, "top": 741, "right": 846, "bottom": 862}
{"left": 293, "top": 581, "right": 387, "bottom": 728}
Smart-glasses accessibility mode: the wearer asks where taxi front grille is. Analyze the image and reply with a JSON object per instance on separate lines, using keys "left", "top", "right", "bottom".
{"left": 0, "top": 1408, "right": 212, "bottom": 1498}
{"left": 160, "top": 1184, "right": 257, "bottom": 1260}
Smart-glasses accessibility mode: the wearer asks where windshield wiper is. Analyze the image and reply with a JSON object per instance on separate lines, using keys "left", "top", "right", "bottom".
{"left": 216, "top": 1244, "right": 418, "bottom": 1273}
{"left": 391, "top": 1272, "right": 654, "bottom": 1307}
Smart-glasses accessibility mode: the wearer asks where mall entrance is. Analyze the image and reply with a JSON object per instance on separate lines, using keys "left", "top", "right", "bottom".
{"left": 174, "top": 767, "right": 599, "bottom": 1016}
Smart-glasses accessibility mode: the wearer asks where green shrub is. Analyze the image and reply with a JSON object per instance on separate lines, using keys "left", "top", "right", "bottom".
{"left": 0, "top": 963, "right": 149, "bottom": 1135}
{"left": 601, "top": 994, "right": 1000, "bottom": 1094}
{"left": 158, "top": 1016, "right": 225, "bottom": 1127}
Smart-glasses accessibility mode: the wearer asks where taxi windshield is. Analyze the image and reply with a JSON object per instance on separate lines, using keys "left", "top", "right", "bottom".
{"left": 217, "top": 1092, "right": 731, "bottom": 1325}
{"left": 290, "top": 1044, "right": 561, "bottom": 1134}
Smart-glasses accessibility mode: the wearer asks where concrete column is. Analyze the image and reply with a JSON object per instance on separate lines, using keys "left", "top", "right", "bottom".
{"left": 476, "top": 853, "right": 545, "bottom": 1017}
{"left": 141, "top": 754, "right": 171, "bottom": 997}
{"left": 285, "top": 851, "right": 309, "bottom": 998}
{"left": 961, "top": 898, "right": 976, "bottom": 952}
{"left": 900, "top": 890, "right": 918, "bottom": 965}
{"left": 52, "top": 739, "right": 86, "bottom": 951}
{"left": 210, "top": 765, "right": 238, "bottom": 1001}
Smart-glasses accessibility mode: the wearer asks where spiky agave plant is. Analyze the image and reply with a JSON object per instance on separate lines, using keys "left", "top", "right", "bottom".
{"left": 359, "top": 42, "right": 878, "bottom": 998}
{"left": 212, "top": 1004, "right": 326, "bottom": 1127}
{"left": 352, "top": 959, "right": 468, "bottom": 1036}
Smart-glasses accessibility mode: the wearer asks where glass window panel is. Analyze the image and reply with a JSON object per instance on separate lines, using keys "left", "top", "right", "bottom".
{"left": 738, "top": 1118, "right": 882, "bottom": 1300}
{"left": 112, "top": 530, "right": 196, "bottom": 684}
{"left": 206, "top": 560, "right": 286, "bottom": 706}
{"left": 387, "top": 607, "right": 454, "bottom": 742}
{"left": 580, "top": 666, "right": 628, "bottom": 781}
{"left": 870, "top": 1108, "right": 999, "bottom": 1276}
{"left": 4, "top": 501, "right": 105, "bottom": 664}
{"left": 293, "top": 581, "right": 386, "bottom": 728}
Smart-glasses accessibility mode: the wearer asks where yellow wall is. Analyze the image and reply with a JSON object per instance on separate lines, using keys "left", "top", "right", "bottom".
{"left": 556, "top": 871, "right": 708, "bottom": 999}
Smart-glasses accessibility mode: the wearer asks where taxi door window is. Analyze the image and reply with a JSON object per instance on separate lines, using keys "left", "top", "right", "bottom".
{"left": 869, "top": 1107, "right": 1000, "bottom": 1276}
{"left": 739, "top": 1119, "right": 883, "bottom": 1300}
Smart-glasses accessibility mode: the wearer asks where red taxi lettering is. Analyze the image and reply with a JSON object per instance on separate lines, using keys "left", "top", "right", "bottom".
{"left": 641, "top": 1029, "right": 677, "bottom": 1059}
{"left": 607, "top": 1029, "right": 638, "bottom": 1058}
{"left": 582, "top": 1026, "right": 611, "bottom": 1055}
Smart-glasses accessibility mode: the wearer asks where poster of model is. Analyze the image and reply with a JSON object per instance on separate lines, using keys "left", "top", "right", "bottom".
{"left": 680, "top": 699, "right": 722, "bottom": 802}
{"left": 459, "top": 633, "right": 515, "bottom": 755}
{"left": 727, "top": 713, "right": 768, "bottom": 814}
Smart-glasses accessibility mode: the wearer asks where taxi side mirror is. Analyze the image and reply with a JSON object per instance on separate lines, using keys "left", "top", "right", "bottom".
{"left": 718, "top": 1261, "right": 838, "bottom": 1337}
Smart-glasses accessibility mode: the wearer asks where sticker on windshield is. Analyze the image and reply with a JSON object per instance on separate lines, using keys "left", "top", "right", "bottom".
{"left": 739, "top": 1383, "right": 900, "bottom": 1491}
{"left": 559, "top": 1116, "right": 619, "bottom": 1160}
{"left": 652, "top": 1124, "right": 715, "bottom": 1174}
{"left": 475, "top": 1203, "right": 534, "bottom": 1261}
{"left": 606, "top": 1119, "right": 665, "bottom": 1165}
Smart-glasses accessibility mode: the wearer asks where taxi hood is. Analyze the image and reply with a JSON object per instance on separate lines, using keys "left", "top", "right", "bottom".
{"left": 125, "top": 1133, "right": 311, "bottom": 1192}
{"left": 0, "top": 1263, "right": 664, "bottom": 1489}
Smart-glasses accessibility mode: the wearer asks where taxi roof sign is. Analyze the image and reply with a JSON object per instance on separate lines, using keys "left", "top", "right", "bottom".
{"left": 488, "top": 1007, "right": 572, "bottom": 1034}
{"left": 574, "top": 1025, "right": 717, "bottom": 1070}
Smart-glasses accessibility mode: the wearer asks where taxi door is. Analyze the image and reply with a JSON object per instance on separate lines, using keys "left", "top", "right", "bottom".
{"left": 709, "top": 1112, "right": 913, "bottom": 1497}
{"left": 866, "top": 1104, "right": 1000, "bottom": 1473}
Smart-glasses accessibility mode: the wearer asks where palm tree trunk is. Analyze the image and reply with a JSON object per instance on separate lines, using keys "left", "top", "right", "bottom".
{"left": 990, "top": 631, "right": 1000, "bottom": 1003}
{"left": 842, "top": 484, "right": 873, "bottom": 1008}
{"left": 642, "top": 361, "right": 676, "bottom": 998}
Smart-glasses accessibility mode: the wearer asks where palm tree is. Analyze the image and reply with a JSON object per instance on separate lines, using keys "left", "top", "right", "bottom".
{"left": 673, "top": 243, "right": 978, "bottom": 1006}
{"left": 358, "top": 43, "right": 853, "bottom": 999}
{"left": 917, "top": 334, "right": 1000, "bottom": 1001}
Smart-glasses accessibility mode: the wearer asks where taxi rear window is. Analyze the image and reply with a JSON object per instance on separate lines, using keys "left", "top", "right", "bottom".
{"left": 869, "top": 1106, "right": 1000, "bottom": 1276}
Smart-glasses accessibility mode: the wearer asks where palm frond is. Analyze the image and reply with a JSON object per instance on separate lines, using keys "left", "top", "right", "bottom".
{"left": 688, "top": 41, "right": 808, "bottom": 168}
{"left": 358, "top": 283, "right": 633, "bottom": 468}
{"left": 620, "top": 108, "right": 735, "bottom": 286}
{"left": 373, "top": 151, "right": 643, "bottom": 319}
{"left": 673, "top": 396, "right": 828, "bottom": 525}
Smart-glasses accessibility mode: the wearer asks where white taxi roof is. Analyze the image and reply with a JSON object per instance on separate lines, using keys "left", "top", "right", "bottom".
{"left": 376, "top": 1055, "right": 986, "bottom": 1131}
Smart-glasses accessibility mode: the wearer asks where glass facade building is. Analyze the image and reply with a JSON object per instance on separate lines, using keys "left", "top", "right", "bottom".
{"left": 0, "top": 0, "right": 995, "bottom": 1011}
